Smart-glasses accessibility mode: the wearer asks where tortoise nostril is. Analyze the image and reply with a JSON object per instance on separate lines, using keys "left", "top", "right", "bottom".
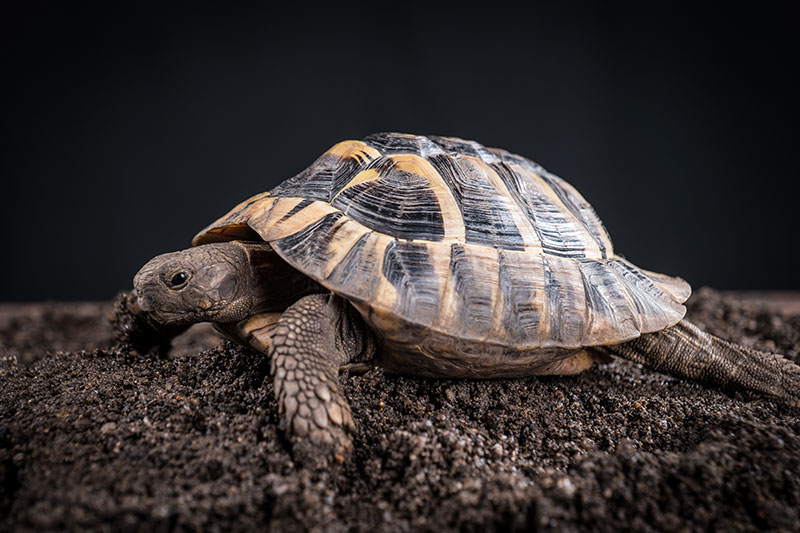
{"left": 137, "top": 290, "right": 156, "bottom": 311}
{"left": 126, "top": 292, "right": 143, "bottom": 315}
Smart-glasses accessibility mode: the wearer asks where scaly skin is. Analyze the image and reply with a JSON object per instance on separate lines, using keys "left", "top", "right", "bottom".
{"left": 270, "top": 294, "right": 375, "bottom": 462}
{"left": 598, "top": 319, "right": 800, "bottom": 408}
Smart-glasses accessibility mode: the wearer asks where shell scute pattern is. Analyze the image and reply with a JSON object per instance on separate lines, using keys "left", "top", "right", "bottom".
{"left": 382, "top": 240, "right": 440, "bottom": 327}
{"left": 427, "top": 154, "right": 529, "bottom": 251}
{"left": 331, "top": 156, "right": 447, "bottom": 242}
{"left": 440, "top": 243, "right": 498, "bottom": 340}
{"left": 194, "top": 133, "right": 689, "bottom": 349}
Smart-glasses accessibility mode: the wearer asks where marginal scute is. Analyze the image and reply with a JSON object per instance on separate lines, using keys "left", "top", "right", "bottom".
{"left": 193, "top": 193, "right": 272, "bottom": 245}
{"left": 496, "top": 249, "right": 546, "bottom": 346}
{"left": 434, "top": 243, "right": 498, "bottom": 341}
{"left": 193, "top": 132, "right": 690, "bottom": 350}
{"left": 640, "top": 267, "right": 692, "bottom": 303}
{"left": 607, "top": 258, "right": 686, "bottom": 333}
{"left": 247, "top": 197, "right": 300, "bottom": 238}
{"left": 578, "top": 260, "right": 642, "bottom": 343}
{"left": 542, "top": 255, "right": 587, "bottom": 347}
{"left": 381, "top": 240, "right": 441, "bottom": 327}
{"left": 193, "top": 223, "right": 261, "bottom": 245}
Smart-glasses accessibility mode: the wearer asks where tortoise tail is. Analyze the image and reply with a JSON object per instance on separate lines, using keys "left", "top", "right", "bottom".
{"left": 598, "top": 319, "right": 800, "bottom": 408}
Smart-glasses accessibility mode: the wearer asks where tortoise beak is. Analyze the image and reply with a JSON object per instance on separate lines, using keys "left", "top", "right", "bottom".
{"left": 133, "top": 286, "right": 157, "bottom": 314}
{"left": 126, "top": 291, "right": 143, "bottom": 314}
{"left": 132, "top": 260, "right": 162, "bottom": 314}
{"left": 132, "top": 281, "right": 153, "bottom": 314}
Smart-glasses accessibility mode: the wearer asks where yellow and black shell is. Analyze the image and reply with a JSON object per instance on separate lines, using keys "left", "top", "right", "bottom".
{"left": 194, "top": 133, "right": 690, "bottom": 374}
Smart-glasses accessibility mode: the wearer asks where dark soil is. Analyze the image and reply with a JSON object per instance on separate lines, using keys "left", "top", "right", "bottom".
{"left": 1, "top": 288, "right": 799, "bottom": 532}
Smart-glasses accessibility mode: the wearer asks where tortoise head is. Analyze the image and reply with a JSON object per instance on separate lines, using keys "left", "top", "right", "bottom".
{"left": 132, "top": 241, "right": 264, "bottom": 326}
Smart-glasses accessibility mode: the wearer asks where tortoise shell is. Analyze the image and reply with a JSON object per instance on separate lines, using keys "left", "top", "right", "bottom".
{"left": 193, "top": 133, "right": 690, "bottom": 356}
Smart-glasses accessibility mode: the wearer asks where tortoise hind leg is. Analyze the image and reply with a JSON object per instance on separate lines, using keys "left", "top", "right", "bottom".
{"left": 598, "top": 319, "right": 800, "bottom": 408}
{"left": 269, "top": 293, "right": 376, "bottom": 463}
{"left": 534, "top": 350, "right": 607, "bottom": 376}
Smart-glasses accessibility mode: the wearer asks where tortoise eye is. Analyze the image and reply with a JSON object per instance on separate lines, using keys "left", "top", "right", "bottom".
{"left": 167, "top": 271, "right": 190, "bottom": 290}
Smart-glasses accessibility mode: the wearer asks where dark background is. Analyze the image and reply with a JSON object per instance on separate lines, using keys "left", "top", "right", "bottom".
{"left": 2, "top": 2, "right": 797, "bottom": 301}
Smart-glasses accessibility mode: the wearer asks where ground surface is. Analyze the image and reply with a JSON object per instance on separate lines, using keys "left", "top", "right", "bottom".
{"left": 1, "top": 289, "right": 799, "bottom": 532}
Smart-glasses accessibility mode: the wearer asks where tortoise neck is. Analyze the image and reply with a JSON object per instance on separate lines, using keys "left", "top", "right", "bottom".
{"left": 233, "top": 240, "right": 326, "bottom": 315}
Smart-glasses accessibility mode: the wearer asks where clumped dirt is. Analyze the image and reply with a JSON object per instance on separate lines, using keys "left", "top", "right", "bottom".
{"left": 1, "top": 288, "right": 798, "bottom": 531}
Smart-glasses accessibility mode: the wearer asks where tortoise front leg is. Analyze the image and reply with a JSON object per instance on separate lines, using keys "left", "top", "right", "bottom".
{"left": 269, "top": 293, "right": 376, "bottom": 461}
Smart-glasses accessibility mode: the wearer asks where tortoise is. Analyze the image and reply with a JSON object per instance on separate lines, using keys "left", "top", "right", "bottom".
{"left": 120, "top": 132, "right": 800, "bottom": 459}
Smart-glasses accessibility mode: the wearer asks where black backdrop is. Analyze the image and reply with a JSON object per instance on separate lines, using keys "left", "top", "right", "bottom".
{"left": 2, "top": 3, "right": 797, "bottom": 301}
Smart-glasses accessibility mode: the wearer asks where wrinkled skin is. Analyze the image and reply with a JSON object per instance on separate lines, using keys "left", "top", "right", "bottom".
{"left": 133, "top": 242, "right": 268, "bottom": 325}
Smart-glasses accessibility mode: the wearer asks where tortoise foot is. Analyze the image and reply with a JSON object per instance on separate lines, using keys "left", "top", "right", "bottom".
{"left": 276, "top": 368, "right": 356, "bottom": 463}
{"left": 269, "top": 294, "right": 366, "bottom": 464}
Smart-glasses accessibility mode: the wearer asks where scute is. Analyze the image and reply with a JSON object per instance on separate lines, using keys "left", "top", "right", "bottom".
{"left": 193, "top": 133, "right": 690, "bottom": 350}
{"left": 330, "top": 157, "right": 447, "bottom": 242}
{"left": 363, "top": 132, "right": 444, "bottom": 157}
